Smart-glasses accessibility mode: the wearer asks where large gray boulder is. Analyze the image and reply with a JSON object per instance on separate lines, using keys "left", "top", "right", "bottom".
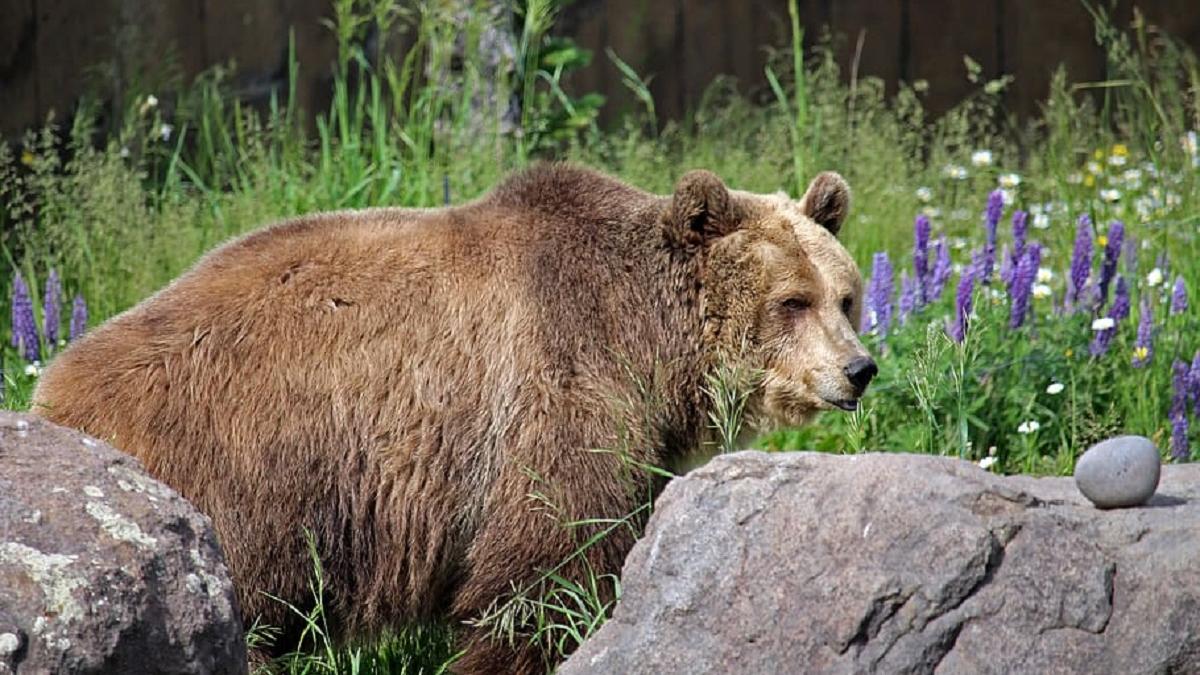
{"left": 0, "top": 412, "right": 247, "bottom": 674}
{"left": 562, "top": 451, "right": 1200, "bottom": 674}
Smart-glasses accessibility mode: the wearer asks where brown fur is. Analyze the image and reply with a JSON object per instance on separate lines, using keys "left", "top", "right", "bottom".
{"left": 32, "top": 162, "right": 872, "bottom": 674}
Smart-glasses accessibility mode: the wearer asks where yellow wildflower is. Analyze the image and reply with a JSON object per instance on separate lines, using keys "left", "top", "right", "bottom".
{"left": 1097, "top": 235, "right": 1108, "bottom": 247}
{"left": 1134, "top": 346, "right": 1149, "bottom": 361}
{"left": 1065, "top": 348, "right": 1074, "bottom": 358}
{"left": 1111, "top": 143, "right": 1129, "bottom": 157}
{"left": 1084, "top": 174, "right": 1096, "bottom": 187}
{"left": 1094, "top": 148, "right": 1105, "bottom": 160}
{"left": 20, "top": 150, "right": 34, "bottom": 166}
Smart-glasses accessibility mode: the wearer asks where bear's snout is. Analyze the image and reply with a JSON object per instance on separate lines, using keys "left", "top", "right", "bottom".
{"left": 843, "top": 356, "right": 878, "bottom": 395}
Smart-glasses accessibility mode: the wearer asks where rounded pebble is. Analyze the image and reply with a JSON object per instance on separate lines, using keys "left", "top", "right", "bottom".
{"left": 0, "top": 632, "right": 20, "bottom": 655}
{"left": 1074, "top": 435, "right": 1161, "bottom": 508}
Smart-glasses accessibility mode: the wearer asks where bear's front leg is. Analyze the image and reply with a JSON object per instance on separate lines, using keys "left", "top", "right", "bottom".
{"left": 447, "top": 432, "right": 647, "bottom": 675}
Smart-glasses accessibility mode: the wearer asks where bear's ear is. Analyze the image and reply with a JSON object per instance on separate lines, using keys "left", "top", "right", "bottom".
{"left": 799, "top": 171, "right": 851, "bottom": 236}
{"left": 663, "top": 169, "right": 741, "bottom": 246}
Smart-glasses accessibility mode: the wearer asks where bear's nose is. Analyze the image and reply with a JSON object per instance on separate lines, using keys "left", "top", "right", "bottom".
{"left": 843, "top": 356, "right": 878, "bottom": 394}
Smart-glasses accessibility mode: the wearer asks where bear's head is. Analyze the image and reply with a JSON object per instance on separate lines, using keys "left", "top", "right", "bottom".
{"left": 664, "top": 169, "right": 876, "bottom": 428}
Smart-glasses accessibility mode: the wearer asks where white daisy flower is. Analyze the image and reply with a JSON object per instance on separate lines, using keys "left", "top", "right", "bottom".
{"left": 971, "top": 150, "right": 994, "bottom": 167}
{"left": 944, "top": 164, "right": 969, "bottom": 180}
{"left": 1046, "top": 382, "right": 1065, "bottom": 395}
{"left": 915, "top": 186, "right": 933, "bottom": 202}
{"left": 1091, "top": 317, "right": 1115, "bottom": 331}
{"left": 978, "top": 456, "right": 998, "bottom": 470}
{"left": 1099, "top": 188, "right": 1121, "bottom": 203}
{"left": 1147, "top": 268, "right": 1164, "bottom": 287}
{"left": 138, "top": 94, "right": 158, "bottom": 115}
{"left": 1032, "top": 213, "right": 1050, "bottom": 229}
{"left": 1036, "top": 267, "right": 1054, "bottom": 282}
{"left": 1032, "top": 284, "right": 1052, "bottom": 299}
{"left": 1017, "top": 420, "right": 1041, "bottom": 434}
{"left": 998, "top": 173, "right": 1021, "bottom": 188}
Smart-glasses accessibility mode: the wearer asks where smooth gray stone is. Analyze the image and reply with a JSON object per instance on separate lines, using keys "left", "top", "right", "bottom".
{"left": 1074, "top": 435, "right": 1161, "bottom": 508}
{"left": 563, "top": 450, "right": 1200, "bottom": 675}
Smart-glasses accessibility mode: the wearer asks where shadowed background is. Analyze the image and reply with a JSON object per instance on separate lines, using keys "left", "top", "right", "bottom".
{"left": 1, "top": 0, "right": 1199, "bottom": 136}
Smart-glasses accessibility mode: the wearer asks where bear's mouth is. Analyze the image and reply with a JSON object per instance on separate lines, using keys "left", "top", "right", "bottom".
{"left": 825, "top": 398, "right": 859, "bottom": 412}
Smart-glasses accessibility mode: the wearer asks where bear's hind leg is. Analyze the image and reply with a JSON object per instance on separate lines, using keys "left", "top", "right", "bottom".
{"left": 446, "top": 464, "right": 639, "bottom": 674}
{"left": 449, "top": 627, "right": 545, "bottom": 675}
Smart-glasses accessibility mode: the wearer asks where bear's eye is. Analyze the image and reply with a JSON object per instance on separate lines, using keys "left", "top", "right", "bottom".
{"left": 782, "top": 297, "right": 812, "bottom": 312}
{"left": 841, "top": 296, "right": 853, "bottom": 315}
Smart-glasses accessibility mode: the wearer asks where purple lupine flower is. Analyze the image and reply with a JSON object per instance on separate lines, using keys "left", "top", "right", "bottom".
{"left": 948, "top": 253, "right": 979, "bottom": 343}
{"left": 898, "top": 270, "right": 917, "bottom": 325}
{"left": 69, "top": 294, "right": 88, "bottom": 341}
{"left": 1088, "top": 323, "right": 1114, "bottom": 357}
{"left": 981, "top": 190, "right": 1003, "bottom": 283}
{"left": 1132, "top": 295, "right": 1153, "bottom": 368}
{"left": 1190, "top": 351, "right": 1200, "bottom": 418}
{"left": 866, "top": 252, "right": 895, "bottom": 336}
{"left": 1171, "top": 359, "right": 1191, "bottom": 461}
{"left": 999, "top": 244, "right": 1014, "bottom": 289}
{"left": 43, "top": 268, "right": 61, "bottom": 347}
{"left": 1089, "top": 276, "right": 1130, "bottom": 357}
{"left": 929, "top": 235, "right": 952, "bottom": 302}
{"left": 1172, "top": 357, "right": 1190, "bottom": 418}
{"left": 10, "top": 274, "right": 39, "bottom": 362}
{"left": 1009, "top": 243, "right": 1041, "bottom": 329}
{"left": 1004, "top": 211, "right": 1029, "bottom": 295}
{"left": 1111, "top": 275, "right": 1131, "bottom": 322}
{"left": 1011, "top": 210, "right": 1028, "bottom": 262}
{"left": 1097, "top": 221, "right": 1125, "bottom": 308}
{"left": 1068, "top": 214, "right": 1093, "bottom": 310}
{"left": 1171, "top": 276, "right": 1188, "bottom": 315}
{"left": 1173, "top": 413, "right": 1191, "bottom": 462}
{"left": 913, "top": 214, "right": 931, "bottom": 305}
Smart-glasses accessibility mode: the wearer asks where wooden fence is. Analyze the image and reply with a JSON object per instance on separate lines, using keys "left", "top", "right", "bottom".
{"left": 559, "top": 0, "right": 1200, "bottom": 123}
{"left": 2, "top": 0, "right": 1198, "bottom": 137}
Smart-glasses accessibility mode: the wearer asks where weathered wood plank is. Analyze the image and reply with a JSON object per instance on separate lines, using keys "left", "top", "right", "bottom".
{"left": 5, "top": 0, "right": 1200, "bottom": 137}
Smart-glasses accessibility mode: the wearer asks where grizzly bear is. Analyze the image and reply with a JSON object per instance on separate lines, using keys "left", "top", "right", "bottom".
{"left": 32, "top": 162, "right": 876, "bottom": 673}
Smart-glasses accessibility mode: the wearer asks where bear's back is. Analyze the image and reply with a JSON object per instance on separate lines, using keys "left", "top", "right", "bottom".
{"left": 31, "top": 162, "right": 671, "bottom": 493}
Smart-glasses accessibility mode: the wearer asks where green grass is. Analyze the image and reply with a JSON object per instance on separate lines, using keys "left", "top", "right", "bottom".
{"left": 3, "top": 0, "right": 1199, "bottom": 671}
{"left": 247, "top": 530, "right": 460, "bottom": 674}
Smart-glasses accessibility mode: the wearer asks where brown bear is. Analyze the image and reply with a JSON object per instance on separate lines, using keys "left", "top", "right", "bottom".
{"left": 32, "top": 162, "right": 876, "bottom": 673}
